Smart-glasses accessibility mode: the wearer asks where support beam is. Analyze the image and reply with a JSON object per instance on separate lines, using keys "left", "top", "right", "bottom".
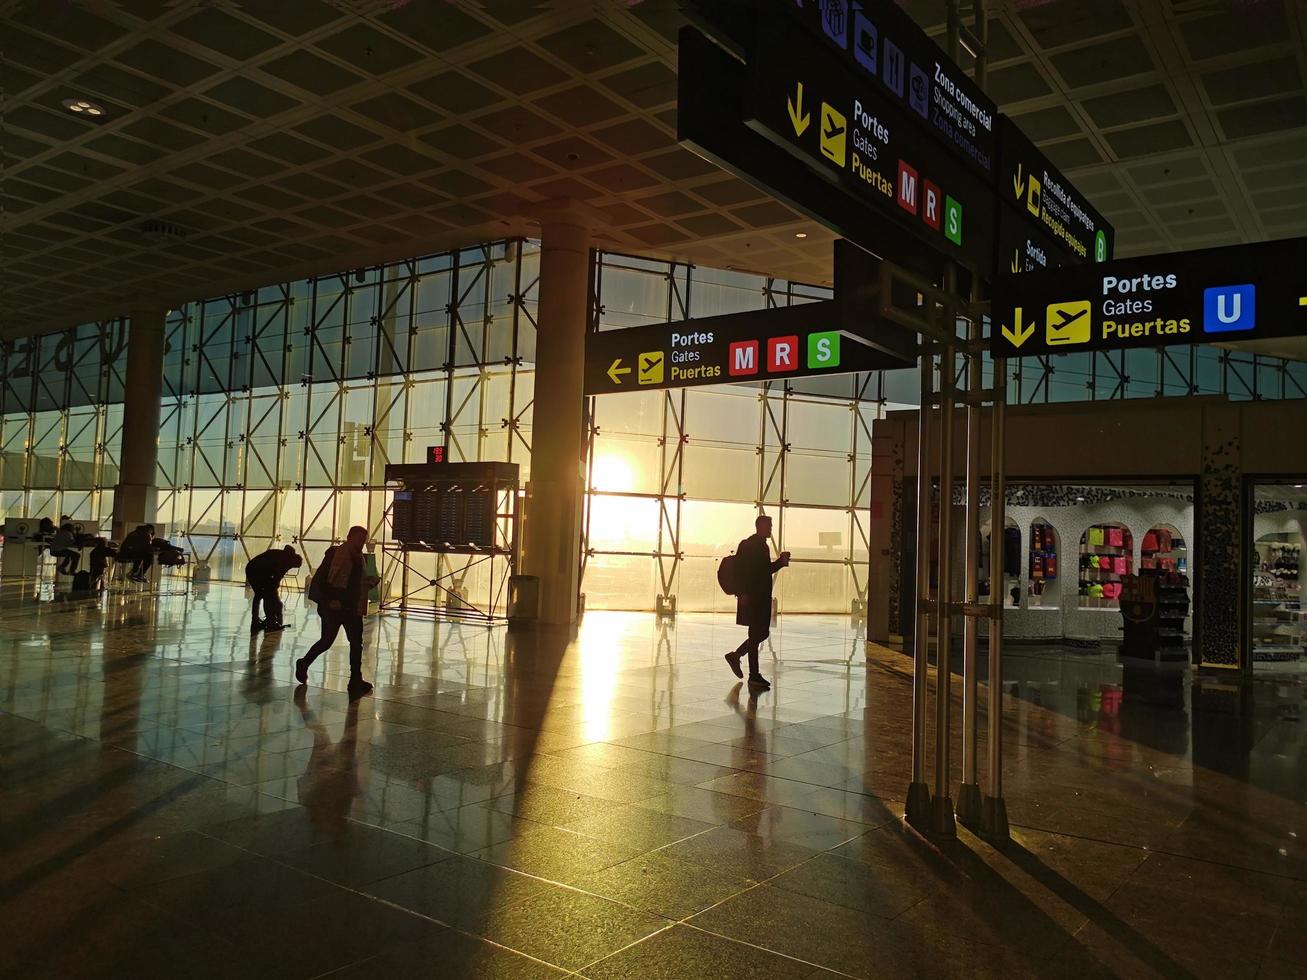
{"left": 111, "top": 307, "right": 165, "bottom": 541}
{"left": 520, "top": 205, "right": 593, "bottom": 626}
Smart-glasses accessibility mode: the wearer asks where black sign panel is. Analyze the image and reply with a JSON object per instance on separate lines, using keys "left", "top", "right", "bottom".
{"left": 996, "top": 116, "right": 1114, "bottom": 269}
{"left": 744, "top": 17, "right": 995, "bottom": 272}
{"left": 585, "top": 300, "right": 915, "bottom": 395}
{"left": 991, "top": 236, "right": 1307, "bottom": 358}
{"left": 783, "top": 0, "right": 997, "bottom": 179}
{"left": 679, "top": 27, "right": 961, "bottom": 281}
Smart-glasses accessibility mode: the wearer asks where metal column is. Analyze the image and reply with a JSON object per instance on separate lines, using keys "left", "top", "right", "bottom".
{"left": 904, "top": 348, "right": 934, "bottom": 828}
{"left": 956, "top": 312, "right": 983, "bottom": 828}
{"left": 981, "top": 356, "right": 1010, "bottom": 841}
{"left": 931, "top": 333, "right": 957, "bottom": 837}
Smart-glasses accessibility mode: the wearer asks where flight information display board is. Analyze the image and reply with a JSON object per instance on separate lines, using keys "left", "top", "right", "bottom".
{"left": 745, "top": 16, "right": 995, "bottom": 272}
{"left": 991, "top": 236, "right": 1307, "bottom": 358}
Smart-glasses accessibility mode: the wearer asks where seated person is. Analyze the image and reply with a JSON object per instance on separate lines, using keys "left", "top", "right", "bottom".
{"left": 117, "top": 524, "right": 156, "bottom": 582}
{"left": 47, "top": 523, "right": 80, "bottom": 575}
{"left": 37, "top": 517, "right": 55, "bottom": 538}
{"left": 89, "top": 538, "right": 117, "bottom": 589}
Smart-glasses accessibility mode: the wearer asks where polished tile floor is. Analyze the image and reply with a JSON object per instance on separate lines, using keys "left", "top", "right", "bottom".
{"left": 2, "top": 581, "right": 1304, "bottom": 978}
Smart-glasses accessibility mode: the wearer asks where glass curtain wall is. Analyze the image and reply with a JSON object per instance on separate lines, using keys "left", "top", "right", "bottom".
{"left": 155, "top": 240, "right": 538, "bottom": 585}
{"left": 9, "top": 239, "right": 1307, "bottom": 615}
{"left": 583, "top": 251, "right": 889, "bottom": 614}
{"left": 0, "top": 319, "right": 128, "bottom": 524}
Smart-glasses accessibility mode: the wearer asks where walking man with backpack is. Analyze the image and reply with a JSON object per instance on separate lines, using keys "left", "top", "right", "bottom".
{"left": 723, "top": 513, "right": 789, "bottom": 690}
{"left": 295, "top": 526, "right": 379, "bottom": 698}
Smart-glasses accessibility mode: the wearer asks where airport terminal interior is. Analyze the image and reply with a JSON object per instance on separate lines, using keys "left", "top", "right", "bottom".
{"left": 4, "top": 1, "right": 1307, "bottom": 977}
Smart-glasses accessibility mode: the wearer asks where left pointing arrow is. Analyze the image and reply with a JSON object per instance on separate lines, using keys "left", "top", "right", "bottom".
{"left": 607, "top": 358, "right": 631, "bottom": 384}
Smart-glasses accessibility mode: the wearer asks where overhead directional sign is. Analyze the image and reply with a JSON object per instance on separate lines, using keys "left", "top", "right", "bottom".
{"left": 782, "top": 0, "right": 998, "bottom": 179}
{"left": 991, "top": 236, "right": 1307, "bottom": 358}
{"left": 997, "top": 117, "right": 1113, "bottom": 271}
{"left": 585, "top": 299, "right": 915, "bottom": 395}
{"left": 744, "top": 16, "right": 995, "bottom": 272}
{"left": 680, "top": 27, "right": 965, "bottom": 279}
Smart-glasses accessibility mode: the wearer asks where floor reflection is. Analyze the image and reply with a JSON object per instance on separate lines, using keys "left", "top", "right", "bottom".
{"left": 1, "top": 581, "right": 1304, "bottom": 978}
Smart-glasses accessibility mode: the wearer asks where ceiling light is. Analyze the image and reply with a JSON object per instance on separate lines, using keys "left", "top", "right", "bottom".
{"left": 61, "top": 97, "right": 105, "bottom": 117}
{"left": 794, "top": 232, "right": 808, "bottom": 239}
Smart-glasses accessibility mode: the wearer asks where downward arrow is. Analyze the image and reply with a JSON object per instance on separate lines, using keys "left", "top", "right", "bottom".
{"left": 1000, "top": 307, "right": 1036, "bottom": 349}
{"left": 1013, "top": 163, "right": 1026, "bottom": 201}
{"left": 787, "top": 81, "right": 810, "bottom": 137}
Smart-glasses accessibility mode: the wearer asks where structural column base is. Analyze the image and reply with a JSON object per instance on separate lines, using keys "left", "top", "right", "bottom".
{"left": 979, "top": 794, "right": 1010, "bottom": 842}
{"left": 904, "top": 781, "right": 932, "bottom": 829}
{"left": 929, "top": 794, "right": 957, "bottom": 837}
{"left": 956, "top": 782, "right": 982, "bottom": 828}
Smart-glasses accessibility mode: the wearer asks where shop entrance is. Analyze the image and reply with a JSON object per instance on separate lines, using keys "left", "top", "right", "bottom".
{"left": 971, "top": 481, "right": 1195, "bottom": 664}
{"left": 1248, "top": 481, "right": 1307, "bottom": 675}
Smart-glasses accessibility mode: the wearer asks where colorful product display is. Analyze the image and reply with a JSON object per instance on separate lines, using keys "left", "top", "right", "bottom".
{"left": 1079, "top": 523, "right": 1132, "bottom": 608}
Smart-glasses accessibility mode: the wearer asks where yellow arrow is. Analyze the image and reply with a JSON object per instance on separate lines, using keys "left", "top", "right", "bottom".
{"left": 607, "top": 358, "right": 631, "bottom": 384}
{"left": 787, "top": 81, "right": 810, "bottom": 137}
{"left": 1010, "top": 250, "right": 1021, "bottom": 274}
{"left": 1013, "top": 163, "right": 1025, "bottom": 201}
{"left": 1001, "top": 307, "right": 1036, "bottom": 349}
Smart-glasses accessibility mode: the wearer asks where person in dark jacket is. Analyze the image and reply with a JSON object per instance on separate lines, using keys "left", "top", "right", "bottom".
{"left": 294, "top": 526, "right": 379, "bottom": 698}
{"left": 724, "top": 514, "right": 789, "bottom": 690}
{"left": 118, "top": 524, "right": 155, "bottom": 582}
{"left": 89, "top": 538, "right": 116, "bottom": 589}
{"left": 48, "top": 523, "right": 80, "bottom": 575}
{"left": 246, "top": 544, "right": 302, "bottom": 635}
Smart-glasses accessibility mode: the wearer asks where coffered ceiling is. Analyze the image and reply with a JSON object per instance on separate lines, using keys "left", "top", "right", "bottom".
{"left": 3, "top": 0, "right": 1307, "bottom": 338}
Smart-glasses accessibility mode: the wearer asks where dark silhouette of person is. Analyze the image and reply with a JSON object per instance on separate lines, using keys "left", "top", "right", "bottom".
{"left": 245, "top": 544, "right": 302, "bottom": 635}
{"left": 118, "top": 524, "right": 155, "bottom": 582}
{"left": 47, "top": 523, "right": 79, "bottom": 575}
{"left": 89, "top": 537, "right": 116, "bottom": 589}
{"left": 295, "top": 526, "right": 378, "bottom": 698}
{"left": 725, "top": 513, "right": 789, "bottom": 690}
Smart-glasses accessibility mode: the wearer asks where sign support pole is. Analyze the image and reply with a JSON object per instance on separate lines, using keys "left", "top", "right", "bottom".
{"left": 981, "top": 355, "right": 1010, "bottom": 841}
{"left": 931, "top": 286, "right": 957, "bottom": 838}
{"left": 957, "top": 306, "right": 983, "bottom": 828}
{"left": 905, "top": 346, "right": 934, "bottom": 829}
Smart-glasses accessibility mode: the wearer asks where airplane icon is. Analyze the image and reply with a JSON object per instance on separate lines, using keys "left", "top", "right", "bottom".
{"left": 1045, "top": 300, "right": 1091, "bottom": 346}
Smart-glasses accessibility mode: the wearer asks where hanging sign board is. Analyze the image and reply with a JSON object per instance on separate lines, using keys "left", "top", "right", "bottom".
{"left": 991, "top": 236, "right": 1307, "bottom": 357}
{"left": 744, "top": 15, "right": 995, "bottom": 272}
{"left": 679, "top": 27, "right": 964, "bottom": 279}
{"left": 781, "top": 0, "right": 997, "bottom": 179}
{"left": 585, "top": 299, "right": 915, "bottom": 395}
{"left": 996, "top": 117, "right": 1114, "bottom": 270}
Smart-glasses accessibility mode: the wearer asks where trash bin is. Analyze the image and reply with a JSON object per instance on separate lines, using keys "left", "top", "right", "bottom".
{"left": 508, "top": 575, "right": 539, "bottom": 623}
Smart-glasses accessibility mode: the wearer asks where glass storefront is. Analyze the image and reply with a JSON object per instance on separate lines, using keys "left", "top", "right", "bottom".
{"left": 1249, "top": 481, "right": 1307, "bottom": 674}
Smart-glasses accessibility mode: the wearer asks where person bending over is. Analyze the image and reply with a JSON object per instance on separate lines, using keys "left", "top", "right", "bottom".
{"left": 245, "top": 545, "right": 302, "bottom": 635}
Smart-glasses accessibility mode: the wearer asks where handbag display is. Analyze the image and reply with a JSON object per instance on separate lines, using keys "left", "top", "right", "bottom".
{"left": 1107, "top": 527, "right": 1125, "bottom": 549}
{"left": 1088, "top": 527, "right": 1105, "bottom": 548}
{"left": 1142, "top": 531, "right": 1158, "bottom": 553}
{"left": 1114, "top": 556, "right": 1129, "bottom": 575}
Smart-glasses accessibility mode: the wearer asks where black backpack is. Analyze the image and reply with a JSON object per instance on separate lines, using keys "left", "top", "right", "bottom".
{"left": 307, "top": 546, "right": 337, "bottom": 605}
{"left": 717, "top": 551, "right": 739, "bottom": 596}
